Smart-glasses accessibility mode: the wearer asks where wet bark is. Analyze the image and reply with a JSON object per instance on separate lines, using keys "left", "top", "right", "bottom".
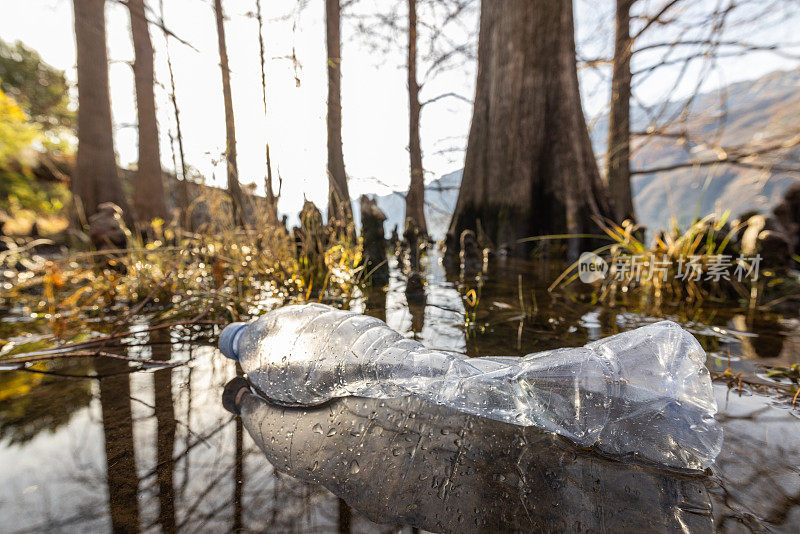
{"left": 72, "top": 0, "right": 132, "bottom": 226}
{"left": 214, "top": 0, "right": 246, "bottom": 227}
{"left": 607, "top": 0, "right": 635, "bottom": 223}
{"left": 325, "top": 0, "right": 354, "bottom": 228}
{"left": 359, "top": 195, "right": 389, "bottom": 286}
{"left": 405, "top": 0, "right": 427, "bottom": 236}
{"left": 446, "top": 0, "right": 612, "bottom": 260}
{"left": 128, "top": 0, "right": 168, "bottom": 225}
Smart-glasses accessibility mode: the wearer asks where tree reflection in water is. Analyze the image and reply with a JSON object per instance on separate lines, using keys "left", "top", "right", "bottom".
{"left": 96, "top": 356, "right": 141, "bottom": 532}
{"left": 1, "top": 257, "right": 800, "bottom": 532}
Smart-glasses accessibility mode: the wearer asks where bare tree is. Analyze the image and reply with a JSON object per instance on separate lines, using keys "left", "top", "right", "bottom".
{"left": 607, "top": 0, "right": 635, "bottom": 223}
{"left": 214, "top": 0, "right": 246, "bottom": 227}
{"left": 159, "top": 0, "right": 190, "bottom": 228}
{"left": 72, "top": 0, "right": 132, "bottom": 226}
{"left": 255, "top": 0, "right": 279, "bottom": 224}
{"left": 447, "top": 0, "right": 612, "bottom": 259}
{"left": 405, "top": 0, "right": 427, "bottom": 236}
{"left": 128, "top": 0, "right": 169, "bottom": 225}
{"left": 351, "top": 0, "right": 477, "bottom": 234}
{"left": 588, "top": 0, "right": 800, "bottom": 227}
{"left": 326, "top": 0, "right": 354, "bottom": 230}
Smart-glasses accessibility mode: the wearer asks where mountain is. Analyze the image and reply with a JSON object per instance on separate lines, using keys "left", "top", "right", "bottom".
{"left": 361, "top": 69, "right": 800, "bottom": 240}
{"left": 352, "top": 169, "right": 461, "bottom": 240}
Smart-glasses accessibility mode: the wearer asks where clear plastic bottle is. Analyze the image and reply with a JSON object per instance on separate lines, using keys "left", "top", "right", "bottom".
{"left": 219, "top": 303, "right": 722, "bottom": 471}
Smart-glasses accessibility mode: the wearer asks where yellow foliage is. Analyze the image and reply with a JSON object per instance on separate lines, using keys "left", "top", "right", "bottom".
{"left": 0, "top": 85, "right": 38, "bottom": 164}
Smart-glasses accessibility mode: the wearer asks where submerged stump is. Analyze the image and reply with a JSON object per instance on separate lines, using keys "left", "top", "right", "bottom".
{"left": 359, "top": 195, "right": 389, "bottom": 286}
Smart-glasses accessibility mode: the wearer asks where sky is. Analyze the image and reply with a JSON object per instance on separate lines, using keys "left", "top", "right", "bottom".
{"left": 1, "top": 0, "right": 798, "bottom": 218}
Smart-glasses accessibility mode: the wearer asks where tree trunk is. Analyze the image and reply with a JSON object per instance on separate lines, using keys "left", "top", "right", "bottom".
{"left": 607, "top": 0, "right": 635, "bottom": 224}
{"left": 325, "top": 0, "right": 354, "bottom": 228}
{"left": 128, "top": 0, "right": 169, "bottom": 225}
{"left": 214, "top": 0, "right": 246, "bottom": 227}
{"left": 405, "top": 0, "right": 427, "bottom": 236}
{"left": 160, "top": 0, "right": 190, "bottom": 229}
{"left": 72, "top": 0, "right": 132, "bottom": 226}
{"left": 256, "top": 0, "right": 279, "bottom": 224}
{"left": 359, "top": 195, "right": 389, "bottom": 286}
{"left": 265, "top": 144, "right": 278, "bottom": 213}
{"left": 446, "top": 0, "right": 612, "bottom": 260}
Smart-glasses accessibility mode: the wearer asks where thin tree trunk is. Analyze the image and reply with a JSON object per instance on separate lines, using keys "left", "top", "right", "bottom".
{"left": 405, "top": 0, "right": 428, "bottom": 236}
{"left": 256, "top": 0, "right": 279, "bottom": 224}
{"left": 160, "top": 0, "right": 190, "bottom": 228}
{"left": 72, "top": 0, "right": 132, "bottom": 226}
{"left": 128, "top": 0, "right": 169, "bottom": 225}
{"left": 325, "top": 0, "right": 354, "bottom": 228}
{"left": 446, "top": 0, "right": 612, "bottom": 260}
{"left": 607, "top": 0, "right": 635, "bottom": 223}
{"left": 214, "top": 0, "right": 246, "bottom": 227}
{"left": 265, "top": 144, "right": 279, "bottom": 222}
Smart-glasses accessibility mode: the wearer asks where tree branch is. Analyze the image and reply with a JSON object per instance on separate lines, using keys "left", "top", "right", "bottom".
{"left": 420, "top": 91, "right": 471, "bottom": 107}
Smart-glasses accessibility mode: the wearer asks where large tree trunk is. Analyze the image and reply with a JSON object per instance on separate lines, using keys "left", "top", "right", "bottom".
{"left": 446, "top": 0, "right": 612, "bottom": 259}
{"left": 72, "top": 0, "right": 132, "bottom": 226}
{"left": 128, "top": 0, "right": 168, "bottom": 224}
{"left": 325, "top": 0, "right": 354, "bottom": 228}
{"left": 607, "top": 0, "right": 635, "bottom": 223}
{"left": 405, "top": 0, "right": 427, "bottom": 236}
{"left": 214, "top": 0, "right": 246, "bottom": 227}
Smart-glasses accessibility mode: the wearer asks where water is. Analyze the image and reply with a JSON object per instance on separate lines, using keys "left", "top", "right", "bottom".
{"left": 1, "top": 252, "right": 799, "bottom": 532}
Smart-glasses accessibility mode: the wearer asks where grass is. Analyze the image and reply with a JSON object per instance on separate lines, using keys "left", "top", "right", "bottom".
{"left": 0, "top": 193, "right": 365, "bottom": 361}
{"left": 551, "top": 215, "right": 800, "bottom": 309}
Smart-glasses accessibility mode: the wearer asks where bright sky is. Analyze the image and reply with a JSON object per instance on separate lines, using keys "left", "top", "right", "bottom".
{"left": 1, "top": 0, "right": 798, "bottom": 218}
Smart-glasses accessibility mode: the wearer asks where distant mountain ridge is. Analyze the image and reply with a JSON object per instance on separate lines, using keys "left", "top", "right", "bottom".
{"left": 358, "top": 69, "right": 800, "bottom": 240}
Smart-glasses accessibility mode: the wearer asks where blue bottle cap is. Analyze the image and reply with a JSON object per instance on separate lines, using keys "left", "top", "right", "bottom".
{"left": 219, "top": 322, "right": 247, "bottom": 360}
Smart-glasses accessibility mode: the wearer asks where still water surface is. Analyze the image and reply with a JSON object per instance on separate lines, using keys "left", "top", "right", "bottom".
{"left": 1, "top": 253, "right": 799, "bottom": 532}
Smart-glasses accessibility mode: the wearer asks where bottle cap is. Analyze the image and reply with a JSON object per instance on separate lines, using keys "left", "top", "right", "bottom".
{"left": 219, "top": 322, "right": 247, "bottom": 360}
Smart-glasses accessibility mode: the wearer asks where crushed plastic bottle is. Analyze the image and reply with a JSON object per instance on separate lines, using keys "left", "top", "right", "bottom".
{"left": 218, "top": 303, "right": 723, "bottom": 471}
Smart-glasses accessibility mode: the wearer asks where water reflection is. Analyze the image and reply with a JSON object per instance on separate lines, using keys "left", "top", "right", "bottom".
{"left": 1, "top": 255, "right": 800, "bottom": 531}
{"left": 0, "top": 359, "right": 92, "bottom": 444}
{"left": 96, "top": 357, "right": 141, "bottom": 532}
{"left": 228, "top": 377, "right": 714, "bottom": 532}
{"left": 152, "top": 327, "right": 177, "bottom": 533}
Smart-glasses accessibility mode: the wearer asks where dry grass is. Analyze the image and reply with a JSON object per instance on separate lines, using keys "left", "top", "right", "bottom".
{"left": 0, "top": 194, "right": 364, "bottom": 349}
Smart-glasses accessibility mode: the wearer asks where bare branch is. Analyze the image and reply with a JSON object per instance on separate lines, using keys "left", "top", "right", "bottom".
{"left": 420, "top": 92, "right": 472, "bottom": 107}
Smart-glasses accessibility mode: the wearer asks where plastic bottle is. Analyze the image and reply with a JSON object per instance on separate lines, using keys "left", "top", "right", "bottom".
{"left": 219, "top": 303, "right": 722, "bottom": 471}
